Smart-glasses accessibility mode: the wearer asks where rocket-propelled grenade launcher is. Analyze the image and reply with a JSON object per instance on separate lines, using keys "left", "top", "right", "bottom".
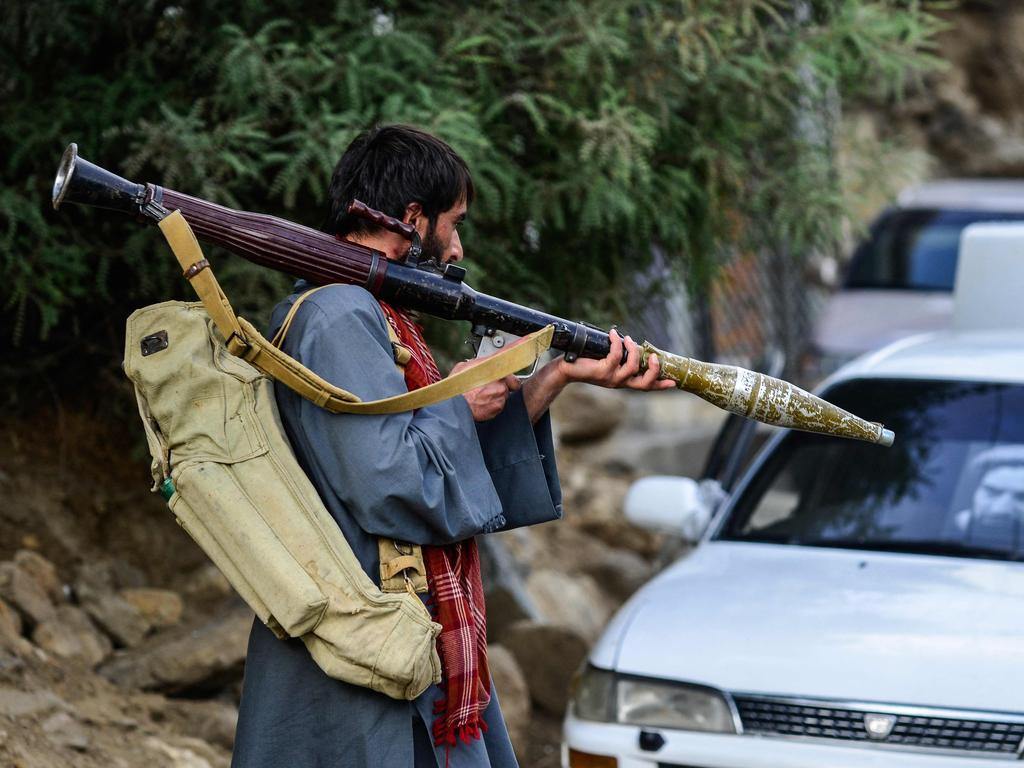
{"left": 52, "top": 143, "right": 894, "bottom": 447}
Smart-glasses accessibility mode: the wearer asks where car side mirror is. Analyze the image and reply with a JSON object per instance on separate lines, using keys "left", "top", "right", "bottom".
{"left": 624, "top": 476, "right": 722, "bottom": 543}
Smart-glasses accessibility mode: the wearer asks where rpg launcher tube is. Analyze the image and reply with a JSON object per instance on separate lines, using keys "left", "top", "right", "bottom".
{"left": 52, "top": 144, "right": 894, "bottom": 446}
{"left": 641, "top": 343, "right": 895, "bottom": 447}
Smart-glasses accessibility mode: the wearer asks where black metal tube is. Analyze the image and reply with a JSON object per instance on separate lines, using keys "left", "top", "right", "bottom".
{"left": 376, "top": 261, "right": 611, "bottom": 359}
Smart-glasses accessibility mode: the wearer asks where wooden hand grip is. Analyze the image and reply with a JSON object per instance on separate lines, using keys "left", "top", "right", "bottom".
{"left": 347, "top": 200, "right": 417, "bottom": 240}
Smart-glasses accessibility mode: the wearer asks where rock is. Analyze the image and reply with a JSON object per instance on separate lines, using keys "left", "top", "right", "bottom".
{"left": 82, "top": 591, "right": 151, "bottom": 648}
{"left": 179, "top": 564, "right": 232, "bottom": 606}
{"left": 520, "top": 524, "right": 612, "bottom": 574}
{"left": 590, "top": 427, "right": 721, "bottom": 482}
{"left": 485, "top": 584, "right": 540, "bottom": 644}
{"left": 32, "top": 605, "right": 113, "bottom": 667}
{"left": 121, "top": 588, "right": 184, "bottom": 629}
{"left": 487, "top": 645, "right": 530, "bottom": 755}
{"left": 13, "top": 550, "right": 64, "bottom": 604}
{"left": 577, "top": 518, "right": 662, "bottom": 559}
{"left": 502, "top": 621, "right": 589, "bottom": 716}
{"left": 74, "top": 695, "right": 140, "bottom": 729}
{"left": 75, "top": 559, "right": 147, "bottom": 596}
{"left": 580, "top": 547, "right": 652, "bottom": 603}
{"left": 144, "top": 736, "right": 217, "bottom": 768}
{"left": 164, "top": 699, "right": 239, "bottom": 751}
{"left": 0, "top": 621, "right": 34, "bottom": 658}
{"left": 0, "top": 687, "right": 67, "bottom": 718}
{"left": 557, "top": 471, "right": 665, "bottom": 555}
{"left": 0, "top": 596, "right": 23, "bottom": 640}
{"left": 478, "top": 536, "right": 539, "bottom": 643}
{"left": 551, "top": 386, "right": 625, "bottom": 444}
{"left": 100, "top": 606, "right": 251, "bottom": 694}
{"left": 0, "top": 561, "right": 56, "bottom": 628}
{"left": 42, "top": 711, "right": 90, "bottom": 751}
{"left": 525, "top": 569, "right": 613, "bottom": 643}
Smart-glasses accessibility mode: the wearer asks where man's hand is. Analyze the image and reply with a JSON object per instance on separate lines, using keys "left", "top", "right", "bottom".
{"left": 451, "top": 358, "right": 521, "bottom": 422}
{"left": 555, "top": 329, "right": 677, "bottom": 391}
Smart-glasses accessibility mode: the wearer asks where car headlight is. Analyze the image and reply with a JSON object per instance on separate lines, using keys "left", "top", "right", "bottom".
{"left": 573, "top": 665, "right": 736, "bottom": 733}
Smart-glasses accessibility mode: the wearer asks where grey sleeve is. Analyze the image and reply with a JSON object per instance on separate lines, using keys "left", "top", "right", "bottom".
{"left": 277, "top": 285, "right": 505, "bottom": 545}
{"left": 474, "top": 389, "right": 563, "bottom": 531}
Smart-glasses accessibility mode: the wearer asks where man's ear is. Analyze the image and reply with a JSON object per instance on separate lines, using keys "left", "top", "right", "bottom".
{"left": 402, "top": 202, "right": 424, "bottom": 230}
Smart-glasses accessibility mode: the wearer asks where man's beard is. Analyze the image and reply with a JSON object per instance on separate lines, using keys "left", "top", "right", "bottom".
{"left": 420, "top": 221, "right": 445, "bottom": 264}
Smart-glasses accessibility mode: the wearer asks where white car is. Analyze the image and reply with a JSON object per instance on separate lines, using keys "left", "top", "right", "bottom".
{"left": 563, "top": 224, "right": 1024, "bottom": 767}
{"left": 808, "top": 179, "right": 1024, "bottom": 381}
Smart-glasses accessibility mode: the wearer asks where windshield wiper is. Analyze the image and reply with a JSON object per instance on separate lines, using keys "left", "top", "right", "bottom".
{"left": 801, "top": 539, "right": 1022, "bottom": 561}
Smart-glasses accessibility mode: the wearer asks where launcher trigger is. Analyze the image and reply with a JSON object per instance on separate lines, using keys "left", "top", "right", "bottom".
{"left": 470, "top": 325, "right": 540, "bottom": 379}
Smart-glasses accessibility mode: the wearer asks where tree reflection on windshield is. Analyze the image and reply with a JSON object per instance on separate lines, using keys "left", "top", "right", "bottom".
{"left": 721, "top": 380, "right": 1024, "bottom": 560}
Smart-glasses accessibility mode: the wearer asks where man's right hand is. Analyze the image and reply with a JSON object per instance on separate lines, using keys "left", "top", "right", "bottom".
{"left": 451, "top": 359, "right": 520, "bottom": 421}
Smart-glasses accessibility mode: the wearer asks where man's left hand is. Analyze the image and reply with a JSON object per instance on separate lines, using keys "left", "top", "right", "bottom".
{"left": 520, "top": 329, "right": 674, "bottom": 424}
{"left": 554, "top": 329, "right": 677, "bottom": 391}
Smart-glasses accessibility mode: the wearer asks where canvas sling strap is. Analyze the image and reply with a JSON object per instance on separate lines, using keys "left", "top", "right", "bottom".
{"left": 271, "top": 284, "right": 430, "bottom": 594}
{"left": 156, "top": 210, "right": 554, "bottom": 415}
{"left": 156, "top": 210, "right": 552, "bottom": 596}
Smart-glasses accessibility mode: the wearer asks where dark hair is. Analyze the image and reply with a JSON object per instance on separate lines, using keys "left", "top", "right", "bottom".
{"left": 323, "top": 125, "right": 474, "bottom": 237}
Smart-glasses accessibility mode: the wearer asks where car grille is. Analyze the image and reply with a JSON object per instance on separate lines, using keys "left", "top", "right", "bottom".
{"left": 733, "top": 695, "right": 1024, "bottom": 758}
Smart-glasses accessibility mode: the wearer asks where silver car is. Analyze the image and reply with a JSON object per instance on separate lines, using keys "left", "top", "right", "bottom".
{"left": 808, "top": 180, "right": 1024, "bottom": 380}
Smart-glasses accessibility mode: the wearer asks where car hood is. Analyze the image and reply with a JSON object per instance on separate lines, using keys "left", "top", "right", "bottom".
{"left": 813, "top": 290, "right": 953, "bottom": 357}
{"left": 601, "top": 542, "right": 1024, "bottom": 712}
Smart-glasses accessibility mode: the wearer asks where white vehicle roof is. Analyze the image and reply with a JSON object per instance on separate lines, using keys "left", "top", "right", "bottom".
{"left": 897, "top": 178, "right": 1024, "bottom": 211}
{"left": 834, "top": 329, "right": 1024, "bottom": 384}
{"left": 827, "top": 222, "right": 1024, "bottom": 386}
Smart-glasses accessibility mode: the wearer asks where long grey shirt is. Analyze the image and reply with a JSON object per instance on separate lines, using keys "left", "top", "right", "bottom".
{"left": 231, "top": 283, "right": 563, "bottom": 768}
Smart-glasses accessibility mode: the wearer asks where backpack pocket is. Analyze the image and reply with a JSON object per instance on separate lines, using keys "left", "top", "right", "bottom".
{"left": 169, "top": 464, "right": 328, "bottom": 637}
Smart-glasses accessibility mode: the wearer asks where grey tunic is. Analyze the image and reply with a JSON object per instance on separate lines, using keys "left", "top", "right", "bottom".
{"left": 231, "top": 283, "right": 562, "bottom": 768}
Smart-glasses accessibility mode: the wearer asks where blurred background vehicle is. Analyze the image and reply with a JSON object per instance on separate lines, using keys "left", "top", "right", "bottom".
{"left": 563, "top": 223, "right": 1024, "bottom": 768}
{"left": 805, "top": 180, "right": 1024, "bottom": 382}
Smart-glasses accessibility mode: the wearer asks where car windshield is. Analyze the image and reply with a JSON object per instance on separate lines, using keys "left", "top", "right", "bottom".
{"left": 720, "top": 379, "right": 1024, "bottom": 560}
{"left": 845, "top": 209, "right": 1024, "bottom": 291}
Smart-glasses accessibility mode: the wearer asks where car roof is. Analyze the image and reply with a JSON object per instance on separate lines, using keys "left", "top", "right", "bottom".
{"left": 897, "top": 179, "right": 1024, "bottom": 211}
{"left": 832, "top": 329, "right": 1024, "bottom": 385}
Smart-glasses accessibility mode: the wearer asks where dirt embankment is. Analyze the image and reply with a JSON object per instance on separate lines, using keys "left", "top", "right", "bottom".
{"left": 0, "top": 385, "right": 702, "bottom": 768}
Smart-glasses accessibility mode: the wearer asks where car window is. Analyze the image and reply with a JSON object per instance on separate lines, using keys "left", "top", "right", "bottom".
{"left": 846, "top": 209, "right": 1024, "bottom": 291}
{"left": 720, "top": 380, "right": 1024, "bottom": 560}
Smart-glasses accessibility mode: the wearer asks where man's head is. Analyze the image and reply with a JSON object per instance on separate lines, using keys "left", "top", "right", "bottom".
{"left": 323, "top": 125, "right": 473, "bottom": 263}
{"left": 968, "top": 446, "right": 1024, "bottom": 523}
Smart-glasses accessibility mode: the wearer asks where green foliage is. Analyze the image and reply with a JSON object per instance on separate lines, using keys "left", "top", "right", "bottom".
{"left": 1, "top": 0, "right": 946, "bottom": 386}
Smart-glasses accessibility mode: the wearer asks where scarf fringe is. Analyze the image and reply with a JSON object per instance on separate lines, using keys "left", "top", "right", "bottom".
{"left": 432, "top": 704, "right": 489, "bottom": 747}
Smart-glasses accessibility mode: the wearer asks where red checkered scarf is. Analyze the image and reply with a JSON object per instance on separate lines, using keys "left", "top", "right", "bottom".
{"left": 378, "top": 301, "right": 492, "bottom": 748}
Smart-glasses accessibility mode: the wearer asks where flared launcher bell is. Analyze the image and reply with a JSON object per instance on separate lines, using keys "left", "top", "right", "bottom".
{"left": 52, "top": 143, "right": 149, "bottom": 216}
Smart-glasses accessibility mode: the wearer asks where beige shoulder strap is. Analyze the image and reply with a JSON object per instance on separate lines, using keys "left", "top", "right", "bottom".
{"left": 157, "top": 210, "right": 552, "bottom": 415}
{"left": 273, "top": 285, "right": 412, "bottom": 370}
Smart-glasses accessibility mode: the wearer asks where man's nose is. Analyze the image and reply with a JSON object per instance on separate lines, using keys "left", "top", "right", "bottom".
{"left": 448, "top": 230, "right": 464, "bottom": 263}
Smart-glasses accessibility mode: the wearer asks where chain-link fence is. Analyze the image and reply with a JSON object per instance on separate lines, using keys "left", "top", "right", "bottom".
{"left": 630, "top": 246, "right": 830, "bottom": 383}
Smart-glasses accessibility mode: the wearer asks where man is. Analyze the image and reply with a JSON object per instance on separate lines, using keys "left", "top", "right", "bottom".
{"left": 231, "top": 125, "right": 672, "bottom": 768}
{"left": 953, "top": 445, "right": 1024, "bottom": 552}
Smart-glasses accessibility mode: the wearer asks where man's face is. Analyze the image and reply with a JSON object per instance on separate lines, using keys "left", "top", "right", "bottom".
{"left": 419, "top": 200, "right": 467, "bottom": 265}
{"left": 972, "top": 465, "right": 1024, "bottom": 522}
